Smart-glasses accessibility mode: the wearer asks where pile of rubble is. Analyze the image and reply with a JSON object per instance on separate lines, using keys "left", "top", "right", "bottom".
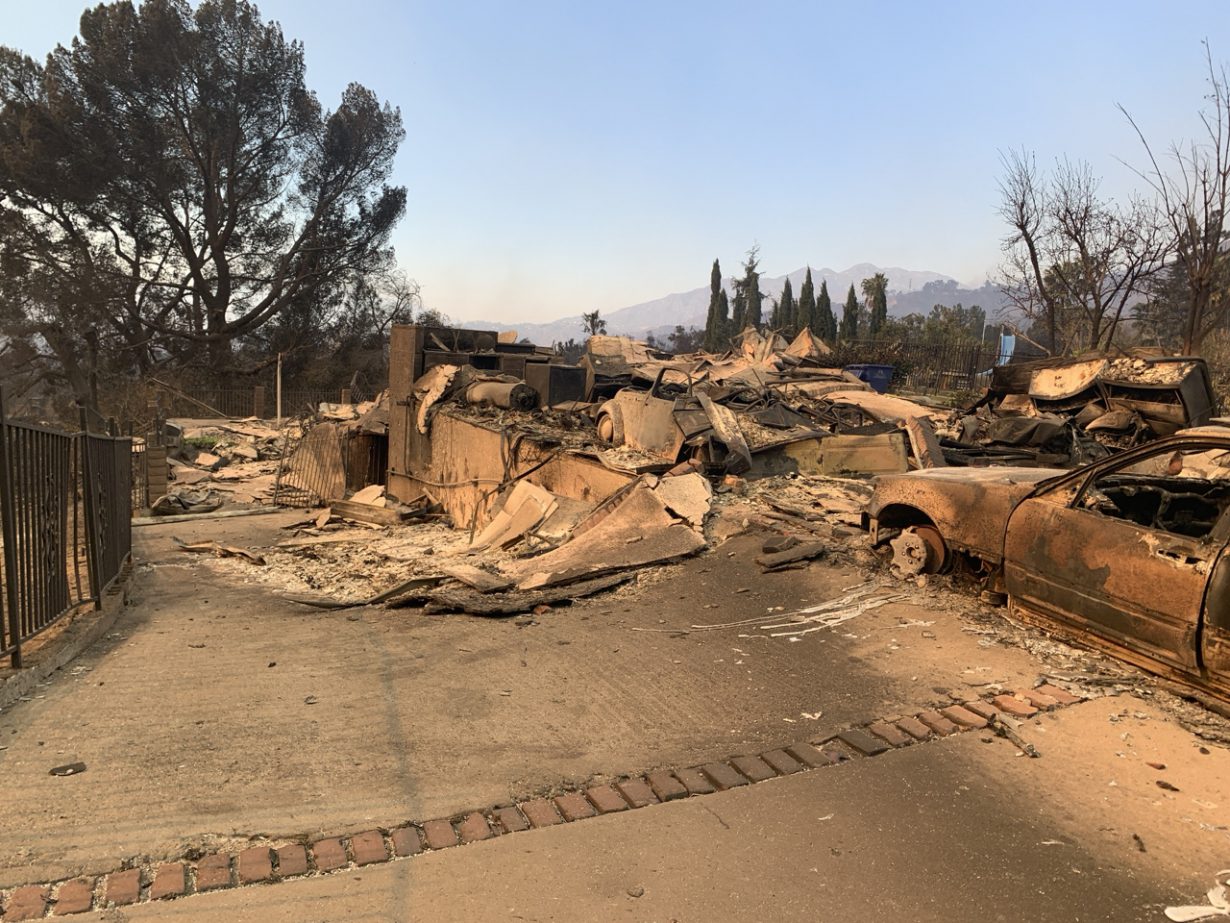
{"left": 184, "top": 328, "right": 1224, "bottom": 632}
{"left": 936, "top": 352, "right": 1217, "bottom": 467}
{"left": 149, "top": 392, "right": 392, "bottom": 515}
{"left": 151, "top": 418, "right": 295, "bottom": 514}
{"left": 405, "top": 327, "right": 951, "bottom": 487}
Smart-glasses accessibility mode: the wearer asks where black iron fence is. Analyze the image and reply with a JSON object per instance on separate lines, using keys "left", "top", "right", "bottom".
{"left": 0, "top": 399, "right": 132, "bottom": 668}
{"left": 82, "top": 432, "right": 133, "bottom": 602}
{"left": 833, "top": 339, "right": 1005, "bottom": 395}
{"left": 151, "top": 382, "right": 376, "bottom": 420}
{"left": 130, "top": 439, "right": 149, "bottom": 511}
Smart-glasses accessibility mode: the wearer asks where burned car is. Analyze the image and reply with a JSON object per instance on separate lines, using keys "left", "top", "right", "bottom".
{"left": 866, "top": 433, "right": 1230, "bottom": 698}
{"left": 937, "top": 353, "right": 1218, "bottom": 468}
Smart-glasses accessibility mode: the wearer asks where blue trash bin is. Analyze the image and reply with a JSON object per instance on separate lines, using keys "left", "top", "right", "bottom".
{"left": 843, "top": 364, "right": 894, "bottom": 394}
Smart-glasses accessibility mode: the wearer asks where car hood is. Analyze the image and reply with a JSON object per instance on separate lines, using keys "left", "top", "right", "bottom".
{"left": 882, "top": 466, "right": 1061, "bottom": 488}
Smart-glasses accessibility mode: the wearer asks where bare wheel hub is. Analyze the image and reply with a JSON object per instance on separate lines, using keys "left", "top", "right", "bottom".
{"left": 889, "top": 525, "right": 947, "bottom": 578}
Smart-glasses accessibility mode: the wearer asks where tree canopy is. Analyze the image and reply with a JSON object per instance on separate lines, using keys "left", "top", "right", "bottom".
{"left": 702, "top": 258, "right": 727, "bottom": 350}
{"left": 736, "top": 246, "right": 764, "bottom": 329}
{"left": 796, "top": 267, "right": 816, "bottom": 335}
{"left": 816, "top": 279, "right": 836, "bottom": 343}
{"left": 581, "top": 310, "right": 608, "bottom": 336}
{"left": 0, "top": 0, "right": 406, "bottom": 406}
{"left": 840, "top": 285, "right": 860, "bottom": 341}
{"left": 861, "top": 272, "right": 889, "bottom": 338}
{"left": 774, "top": 277, "right": 795, "bottom": 332}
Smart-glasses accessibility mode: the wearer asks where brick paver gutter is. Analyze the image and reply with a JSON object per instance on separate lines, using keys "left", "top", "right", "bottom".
{"left": 0, "top": 684, "right": 1080, "bottom": 919}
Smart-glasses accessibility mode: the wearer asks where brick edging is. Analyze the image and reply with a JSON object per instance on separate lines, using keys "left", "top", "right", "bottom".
{"left": 0, "top": 683, "right": 1084, "bottom": 919}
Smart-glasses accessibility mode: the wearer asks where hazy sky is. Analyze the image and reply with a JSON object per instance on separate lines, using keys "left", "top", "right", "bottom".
{"left": 5, "top": 1, "right": 1230, "bottom": 323}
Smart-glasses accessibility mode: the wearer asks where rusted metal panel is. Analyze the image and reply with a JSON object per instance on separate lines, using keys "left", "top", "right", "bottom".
{"left": 814, "top": 433, "right": 909, "bottom": 476}
{"left": 1004, "top": 498, "right": 1206, "bottom": 673}
{"left": 867, "top": 467, "right": 1055, "bottom": 562}
{"left": 1203, "top": 548, "right": 1230, "bottom": 687}
{"left": 696, "top": 392, "right": 751, "bottom": 473}
{"left": 395, "top": 411, "right": 632, "bottom": 527}
{"left": 1028, "top": 359, "right": 1108, "bottom": 399}
{"left": 277, "top": 422, "right": 347, "bottom": 503}
{"left": 902, "top": 416, "right": 947, "bottom": 468}
{"left": 609, "top": 391, "right": 685, "bottom": 461}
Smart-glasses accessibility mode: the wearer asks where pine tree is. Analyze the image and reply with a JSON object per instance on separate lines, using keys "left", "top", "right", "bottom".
{"left": 840, "top": 284, "right": 860, "bottom": 342}
{"left": 797, "top": 267, "right": 816, "bottom": 334}
{"left": 861, "top": 272, "right": 889, "bottom": 339}
{"left": 816, "top": 279, "right": 836, "bottom": 343}
{"left": 731, "top": 287, "right": 746, "bottom": 333}
{"left": 741, "top": 246, "right": 763, "bottom": 329}
{"left": 777, "top": 278, "right": 795, "bottom": 333}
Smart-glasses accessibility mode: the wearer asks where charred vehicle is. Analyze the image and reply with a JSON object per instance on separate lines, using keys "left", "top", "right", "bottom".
{"left": 866, "top": 433, "right": 1230, "bottom": 698}
{"left": 937, "top": 354, "right": 1218, "bottom": 468}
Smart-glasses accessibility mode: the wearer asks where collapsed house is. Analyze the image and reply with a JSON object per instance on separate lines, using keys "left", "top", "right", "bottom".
{"left": 196, "top": 323, "right": 912, "bottom": 611}
{"left": 383, "top": 324, "right": 956, "bottom": 527}
{"left": 174, "top": 326, "right": 1223, "bottom": 622}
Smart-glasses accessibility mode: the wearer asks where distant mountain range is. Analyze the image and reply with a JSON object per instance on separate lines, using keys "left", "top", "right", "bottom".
{"left": 464, "top": 264, "right": 1008, "bottom": 346}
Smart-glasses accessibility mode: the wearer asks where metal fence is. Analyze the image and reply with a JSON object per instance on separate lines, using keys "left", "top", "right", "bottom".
{"left": 153, "top": 383, "right": 374, "bottom": 420}
{"left": 130, "top": 439, "right": 149, "bottom": 511}
{"left": 836, "top": 340, "right": 1005, "bottom": 395}
{"left": 82, "top": 432, "right": 133, "bottom": 602}
{"left": 0, "top": 399, "right": 132, "bottom": 668}
{"left": 273, "top": 421, "right": 345, "bottom": 507}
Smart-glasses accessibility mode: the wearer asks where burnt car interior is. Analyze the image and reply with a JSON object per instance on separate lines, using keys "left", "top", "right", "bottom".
{"left": 1080, "top": 473, "right": 1230, "bottom": 539}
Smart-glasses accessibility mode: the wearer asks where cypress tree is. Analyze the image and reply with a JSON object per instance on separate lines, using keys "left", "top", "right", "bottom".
{"left": 731, "top": 287, "right": 746, "bottom": 333}
{"left": 777, "top": 277, "right": 795, "bottom": 333}
{"left": 715, "top": 290, "right": 730, "bottom": 346}
{"left": 816, "top": 279, "right": 836, "bottom": 343}
{"left": 703, "top": 258, "right": 722, "bottom": 350}
{"left": 841, "top": 284, "right": 860, "bottom": 342}
{"left": 797, "top": 267, "right": 816, "bottom": 333}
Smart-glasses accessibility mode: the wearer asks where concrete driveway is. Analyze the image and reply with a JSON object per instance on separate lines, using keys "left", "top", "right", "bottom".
{"left": 0, "top": 511, "right": 1225, "bottom": 920}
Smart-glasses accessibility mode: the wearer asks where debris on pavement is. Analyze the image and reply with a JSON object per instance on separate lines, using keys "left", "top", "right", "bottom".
{"left": 285, "top": 574, "right": 449, "bottom": 610}
{"left": 173, "top": 538, "right": 266, "bottom": 565}
{"left": 502, "top": 477, "right": 709, "bottom": 591}
{"left": 151, "top": 487, "right": 224, "bottom": 517}
{"left": 756, "top": 541, "right": 827, "bottom": 572}
{"left": 421, "top": 572, "right": 636, "bottom": 616}
{"left": 990, "top": 713, "right": 1041, "bottom": 758}
{"left": 1165, "top": 869, "right": 1230, "bottom": 921}
{"left": 673, "top": 585, "right": 907, "bottom": 639}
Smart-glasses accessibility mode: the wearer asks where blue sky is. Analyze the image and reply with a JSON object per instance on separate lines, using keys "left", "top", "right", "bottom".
{"left": 6, "top": 1, "right": 1230, "bottom": 323}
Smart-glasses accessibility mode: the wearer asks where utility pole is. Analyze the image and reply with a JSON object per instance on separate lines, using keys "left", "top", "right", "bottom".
{"left": 276, "top": 352, "right": 283, "bottom": 425}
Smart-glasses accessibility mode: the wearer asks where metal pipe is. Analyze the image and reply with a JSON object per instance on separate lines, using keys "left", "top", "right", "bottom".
{"left": 462, "top": 381, "right": 539, "bottom": 411}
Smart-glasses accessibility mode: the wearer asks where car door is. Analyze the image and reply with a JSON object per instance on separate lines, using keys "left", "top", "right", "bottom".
{"left": 1201, "top": 543, "right": 1230, "bottom": 689}
{"left": 1003, "top": 438, "right": 1230, "bottom": 676}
